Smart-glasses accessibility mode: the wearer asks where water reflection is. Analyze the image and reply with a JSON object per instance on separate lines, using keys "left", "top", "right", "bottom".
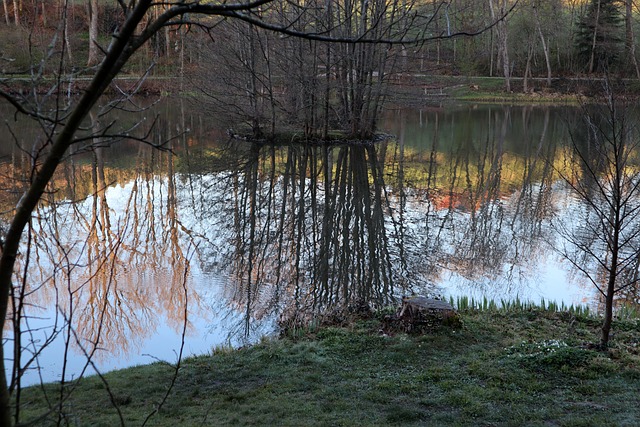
{"left": 381, "top": 106, "right": 566, "bottom": 298}
{"left": 1, "top": 99, "right": 226, "bottom": 386}
{"left": 15, "top": 150, "right": 197, "bottom": 364}
{"left": 220, "top": 142, "right": 408, "bottom": 324}
{"left": 3, "top": 100, "right": 633, "bottom": 385}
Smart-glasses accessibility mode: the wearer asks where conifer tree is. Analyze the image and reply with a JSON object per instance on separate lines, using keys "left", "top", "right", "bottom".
{"left": 576, "top": 0, "right": 623, "bottom": 73}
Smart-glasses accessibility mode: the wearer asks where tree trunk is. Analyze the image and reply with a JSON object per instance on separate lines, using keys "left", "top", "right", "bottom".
{"left": 624, "top": 0, "right": 640, "bottom": 78}
{"left": 489, "top": 28, "right": 494, "bottom": 77}
{"left": 323, "top": 42, "right": 331, "bottom": 139}
{"left": 433, "top": 0, "right": 441, "bottom": 66}
{"left": 0, "top": 344, "right": 8, "bottom": 426}
{"left": 2, "top": 0, "right": 9, "bottom": 25}
{"left": 164, "top": 25, "right": 170, "bottom": 57}
{"left": 533, "top": 3, "right": 552, "bottom": 85}
{"left": 524, "top": 41, "right": 533, "bottom": 93}
{"left": 589, "top": 0, "right": 601, "bottom": 73}
{"left": 538, "top": 27, "right": 552, "bottom": 85}
{"left": 601, "top": 274, "right": 616, "bottom": 347}
{"left": 488, "top": 0, "right": 510, "bottom": 91}
{"left": 11, "top": 0, "right": 17, "bottom": 25}
{"left": 602, "top": 235, "right": 619, "bottom": 347}
{"left": 63, "top": 5, "right": 73, "bottom": 63}
{"left": 87, "top": 0, "right": 99, "bottom": 66}
{"left": 500, "top": 15, "right": 510, "bottom": 91}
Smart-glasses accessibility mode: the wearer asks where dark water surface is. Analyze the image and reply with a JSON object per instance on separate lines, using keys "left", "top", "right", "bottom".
{"left": 0, "top": 99, "right": 621, "bottom": 385}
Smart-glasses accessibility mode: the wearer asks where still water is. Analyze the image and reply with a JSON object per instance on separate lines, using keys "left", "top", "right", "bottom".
{"left": 0, "top": 100, "right": 621, "bottom": 385}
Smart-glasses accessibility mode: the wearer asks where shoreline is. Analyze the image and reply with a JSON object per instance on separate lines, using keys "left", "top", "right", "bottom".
{"left": 4, "top": 74, "right": 633, "bottom": 103}
{"left": 18, "top": 306, "right": 640, "bottom": 426}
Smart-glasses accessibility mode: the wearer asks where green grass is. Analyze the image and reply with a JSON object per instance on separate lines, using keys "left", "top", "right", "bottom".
{"left": 410, "top": 75, "right": 583, "bottom": 103}
{"left": 16, "top": 308, "right": 640, "bottom": 426}
{"left": 450, "top": 295, "right": 594, "bottom": 317}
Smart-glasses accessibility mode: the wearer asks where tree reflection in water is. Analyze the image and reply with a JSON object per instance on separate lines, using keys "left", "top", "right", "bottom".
{"left": 4, "top": 101, "right": 638, "bottom": 385}
{"left": 2, "top": 102, "right": 206, "bottom": 387}
{"left": 214, "top": 106, "right": 564, "bottom": 323}
{"left": 17, "top": 143, "right": 194, "bottom": 357}
{"left": 381, "top": 105, "right": 561, "bottom": 300}
{"left": 225, "top": 142, "right": 409, "bottom": 325}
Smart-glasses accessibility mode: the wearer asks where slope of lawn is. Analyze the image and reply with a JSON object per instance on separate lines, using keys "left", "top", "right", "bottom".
{"left": 17, "top": 307, "right": 640, "bottom": 426}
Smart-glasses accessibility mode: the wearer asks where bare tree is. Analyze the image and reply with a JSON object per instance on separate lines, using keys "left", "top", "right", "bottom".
{"left": 488, "top": 0, "right": 511, "bottom": 91}
{"left": 555, "top": 80, "right": 640, "bottom": 348}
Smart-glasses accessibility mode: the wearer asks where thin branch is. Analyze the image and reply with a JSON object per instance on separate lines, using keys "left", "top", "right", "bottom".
{"left": 0, "top": 90, "right": 57, "bottom": 124}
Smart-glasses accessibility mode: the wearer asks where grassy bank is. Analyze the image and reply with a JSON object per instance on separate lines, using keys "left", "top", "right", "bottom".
{"left": 389, "top": 75, "right": 640, "bottom": 105}
{"left": 443, "top": 76, "right": 582, "bottom": 103}
{"left": 18, "top": 307, "right": 640, "bottom": 426}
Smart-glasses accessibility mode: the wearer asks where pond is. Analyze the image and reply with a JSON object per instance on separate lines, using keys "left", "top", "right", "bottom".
{"left": 0, "top": 99, "right": 629, "bottom": 386}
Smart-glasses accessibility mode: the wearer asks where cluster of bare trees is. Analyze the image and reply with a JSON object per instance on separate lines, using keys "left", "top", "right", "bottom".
{"left": 7, "top": 0, "right": 640, "bottom": 100}
{"left": 196, "top": 0, "right": 456, "bottom": 139}
{"left": 445, "top": 0, "right": 639, "bottom": 81}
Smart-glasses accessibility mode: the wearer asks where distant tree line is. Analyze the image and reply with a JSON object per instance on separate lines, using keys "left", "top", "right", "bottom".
{"left": 2, "top": 0, "right": 639, "bottom": 136}
{"left": 2, "top": 0, "right": 638, "bottom": 77}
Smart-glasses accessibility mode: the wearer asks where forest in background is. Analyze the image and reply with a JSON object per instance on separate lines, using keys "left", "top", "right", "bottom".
{"left": 2, "top": 0, "right": 640, "bottom": 139}
{"left": 2, "top": 0, "right": 639, "bottom": 78}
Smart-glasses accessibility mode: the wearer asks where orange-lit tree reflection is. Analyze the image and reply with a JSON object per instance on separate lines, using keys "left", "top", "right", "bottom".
{"left": 382, "top": 105, "right": 561, "bottom": 300}
{"left": 5, "top": 114, "right": 203, "bottom": 389}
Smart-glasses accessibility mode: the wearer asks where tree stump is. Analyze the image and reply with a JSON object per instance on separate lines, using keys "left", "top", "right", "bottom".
{"left": 397, "top": 296, "right": 461, "bottom": 332}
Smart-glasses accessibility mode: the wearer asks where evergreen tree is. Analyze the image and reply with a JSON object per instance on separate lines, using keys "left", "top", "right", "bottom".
{"left": 575, "top": 0, "right": 623, "bottom": 73}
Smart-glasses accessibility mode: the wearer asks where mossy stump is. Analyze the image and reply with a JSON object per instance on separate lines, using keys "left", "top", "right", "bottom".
{"left": 396, "top": 296, "right": 462, "bottom": 332}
